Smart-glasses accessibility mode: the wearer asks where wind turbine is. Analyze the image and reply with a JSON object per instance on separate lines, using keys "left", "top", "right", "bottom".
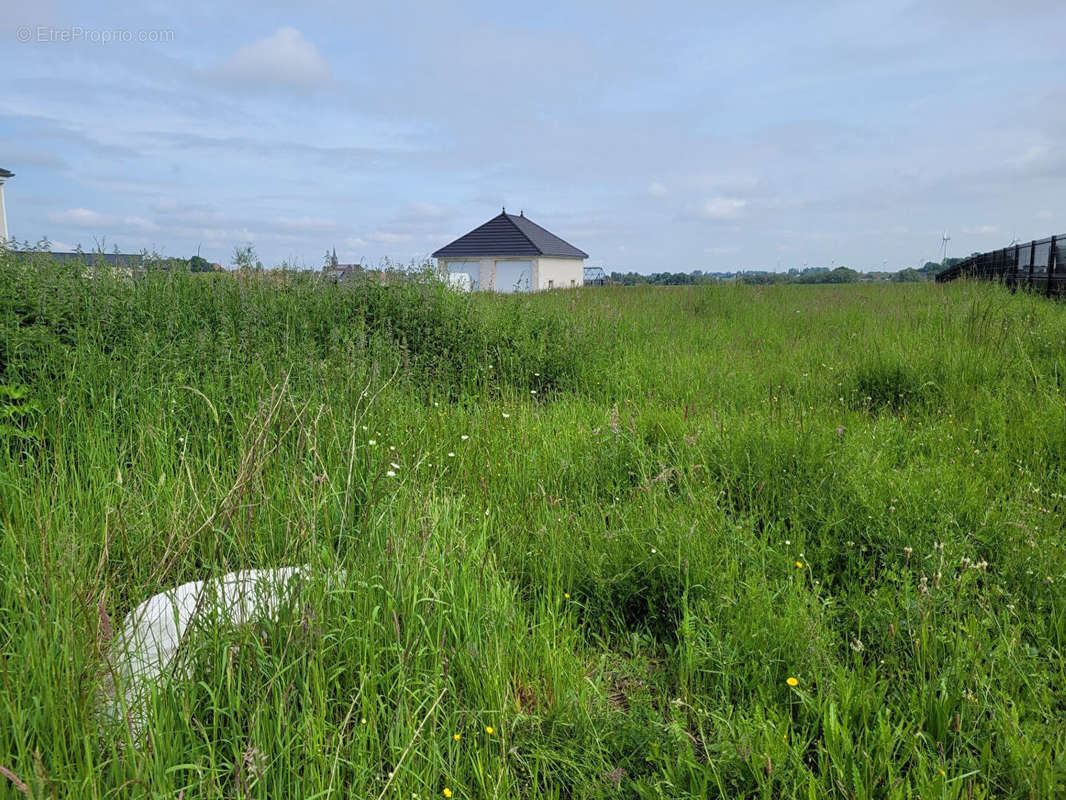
{"left": 939, "top": 230, "right": 951, "bottom": 263}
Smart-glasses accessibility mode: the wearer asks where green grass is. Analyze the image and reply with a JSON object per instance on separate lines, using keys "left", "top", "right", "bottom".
{"left": 1, "top": 255, "right": 1064, "bottom": 798}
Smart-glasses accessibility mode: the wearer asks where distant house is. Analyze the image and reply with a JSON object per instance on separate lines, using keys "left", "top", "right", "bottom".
{"left": 433, "top": 210, "right": 588, "bottom": 292}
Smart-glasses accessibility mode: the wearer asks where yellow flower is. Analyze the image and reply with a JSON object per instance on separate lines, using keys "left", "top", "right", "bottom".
{"left": 453, "top": 733, "right": 461, "bottom": 741}
{"left": 485, "top": 726, "right": 494, "bottom": 735}
{"left": 443, "top": 789, "right": 453, "bottom": 798}
{"left": 563, "top": 592, "right": 570, "bottom": 599}
{"left": 795, "top": 561, "right": 803, "bottom": 569}
{"left": 786, "top": 677, "right": 799, "bottom": 687}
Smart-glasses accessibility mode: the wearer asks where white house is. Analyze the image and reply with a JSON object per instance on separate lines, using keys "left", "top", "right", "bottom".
{"left": 0, "top": 168, "right": 12, "bottom": 244}
{"left": 433, "top": 210, "right": 588, "bottom": 292}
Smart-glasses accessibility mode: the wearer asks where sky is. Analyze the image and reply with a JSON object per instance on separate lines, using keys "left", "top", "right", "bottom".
{"left": 1, "top": 0, "right": 1063, "bottom": 272}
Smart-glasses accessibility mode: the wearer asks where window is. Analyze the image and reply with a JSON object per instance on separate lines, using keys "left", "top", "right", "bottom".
{"left": 570, "top": 279, "right": 576, "bottom": 287}
{"left": 548, "top": 279, "right": 554, "bottom": 289}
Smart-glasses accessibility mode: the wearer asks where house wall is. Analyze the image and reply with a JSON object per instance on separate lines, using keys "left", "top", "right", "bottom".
{"left": 535, "top": 257, "right": 585, "bottom": 290}
{"left": 0, "top": 184, "right": 8, "bottom": 243}
{"left": 441, "top": 256, "right": 585, "bottom": 292}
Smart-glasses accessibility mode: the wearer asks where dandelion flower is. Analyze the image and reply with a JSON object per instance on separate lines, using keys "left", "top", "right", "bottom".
{"left": 786, "top": 677, "right": 799, "bottom": 687}
{"left": 795, "top": 561, "right": 803, "bottom": 568}
{"left": 453, "top": 733, "right": 461, "bottom": 741}
{"left": 485, "top": 726, "right": 494, "bottom": 735}
{"left": 564, "top": 592, "right": 570, "bottom": 599}
{"left": 443, "top": 789, "right": 452, "bottom": 798}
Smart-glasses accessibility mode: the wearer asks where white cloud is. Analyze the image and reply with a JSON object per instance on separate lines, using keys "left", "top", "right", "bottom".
{"left": 213, "top": 28, "right": 331, "bottom": 88}
{"left": 365, "top": 231, "right": 413, "bottom": 244}
{"left": 50, "top": 208, "right": 158, "bottom": 232}
{"left": 700, "top": 197, "right": 748, "bottom": 220}
{"left": 647, "top": 181, "right": 668, "bottom": 197}
{"left": 962, "top": 224, "right": 999, "bottom": 235}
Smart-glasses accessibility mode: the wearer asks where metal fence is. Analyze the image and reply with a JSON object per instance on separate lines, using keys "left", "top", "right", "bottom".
{"left": 936, "top": 233, "right": 1065, "bottom": 295}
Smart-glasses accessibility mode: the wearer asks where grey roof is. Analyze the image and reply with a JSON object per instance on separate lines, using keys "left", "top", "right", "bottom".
{"left": 0, "top": 168, "right": 13, "bottom": 179}
{"left": 14, "top": 251, "right": 142, "bottom": 267}
{"left": 433, "top": 212, "right": 588, "bottom": 259}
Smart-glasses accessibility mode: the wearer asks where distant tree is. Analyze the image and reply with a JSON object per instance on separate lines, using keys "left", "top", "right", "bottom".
{"left": 188, "top": 255, "right": 212, "bottom": 273}
{"left": 891, "top": 268, "right": 923, "bottom": 282}
{"left": 231, "top": 244, "right": 259, "bottom": 271}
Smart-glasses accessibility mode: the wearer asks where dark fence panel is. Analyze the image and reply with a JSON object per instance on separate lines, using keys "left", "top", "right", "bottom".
{"left": 936, "top": 234, "right": 1064, "bottom": 295}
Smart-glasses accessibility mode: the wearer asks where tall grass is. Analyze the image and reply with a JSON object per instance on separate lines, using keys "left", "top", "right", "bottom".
{"left": 0, "top": 254, "right": 1064, "bottom": 798}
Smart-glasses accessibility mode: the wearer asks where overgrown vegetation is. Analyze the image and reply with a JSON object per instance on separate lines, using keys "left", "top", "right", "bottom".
{"left": 1, "top": 254, "right": 1064, "bottom": 798}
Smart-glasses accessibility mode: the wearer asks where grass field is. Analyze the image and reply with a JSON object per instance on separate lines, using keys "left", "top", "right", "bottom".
{"left": 1, "top": 255, "right": 1064, "bottom": 798}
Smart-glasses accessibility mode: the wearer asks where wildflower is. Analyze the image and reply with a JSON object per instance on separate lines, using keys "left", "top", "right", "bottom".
{"left": 443, "top": 789, "right": 452, "bottom": 798}
{"left": 453, "top": 733, "right": 461, "bottom": 741}
{"left": 785, "top": 539, "right": 791, "bottom": 545}
{"left": 795, "top": 561, "right": 803, "bottom": 568}
{"left": 650, "top": 548, "right": 657, "bottom": 554}
{"left": 361, "top": 717, "right": 367, "bottom": 724}
{"left": 386, "top": 470, "right": 396, "bottom": 477}
{"left": 564, "top": 592, "right": 570, "bottom": 599}
{"left": 361, "top": 425, "right": 368, "bottom": 430}
{"left": 485, "top": 726, "right": 494, "bottom": 735}
{"left": 390, "top": 462, "right": 401, "bottom": 469}
{"left": 531, "top": 390, "right": 537, "bottom": 395}
{"left": 786, "top": 677, "right": 799, "bottom": 687}
{"left": 460, "top": 435, "right": 469, "bottom": 440}
{"left": 447, "top": 452, "right": 455, "bottom": 457}
{"left": 502, "top": 413, "right": 510, "bottom": 418}
{"left": 368, "top": 439, "right": 377, "bottom": 446}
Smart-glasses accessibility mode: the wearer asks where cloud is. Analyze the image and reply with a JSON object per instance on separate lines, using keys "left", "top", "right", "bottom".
{"left": 647, "top": 181, "right": 668, "bottom": 197}
{"left": 212, "top": 28, "right": 331, "bottom": 88}
{"left": 49, "top": 208, "right": 158, "bottom": 232}
{"left": 700, "top": 197, "right": 748, "bottom": 220}
{"left": 962, "top": 225, "right": 999, "bottom": 235}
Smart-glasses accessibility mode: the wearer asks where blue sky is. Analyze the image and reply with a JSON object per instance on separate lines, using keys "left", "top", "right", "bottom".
{"left": 1, "top": 0, "right": 1063, "bottom": 271}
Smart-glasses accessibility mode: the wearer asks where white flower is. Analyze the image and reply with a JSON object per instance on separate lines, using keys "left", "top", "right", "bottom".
{"left": 447, "top": 452, "right": 455, "bottom": 457}
{"left": 502, "top": 413, "right": 510, "bottom": 418}
{"left": 386, "top": 470, "right": 396, "bottom": 477}
{"left": 361, "top": 425, "right": 368, "bottom": 431}
{"left": 460, "top": 435, "right": 469, "bottom": 440}
{"left": 785, "top": 539, "right": 791, "bottom": 545}
{"left": 390, "top": 445, "right": 396, "bottom": 451}
{"left": 534, "top": 372, "right": 540, "bottom": 376}
{"left": 650, "top": 548, "right": 657, "bottom": 554}
{"left": 390, "top": 462, "right": 401, "bottom": 469}
{"left": 368, "top": 439, "right": 377, "bottom": 446}
{"left": 531, "top": 390, "right": 537, "bottom": 395}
